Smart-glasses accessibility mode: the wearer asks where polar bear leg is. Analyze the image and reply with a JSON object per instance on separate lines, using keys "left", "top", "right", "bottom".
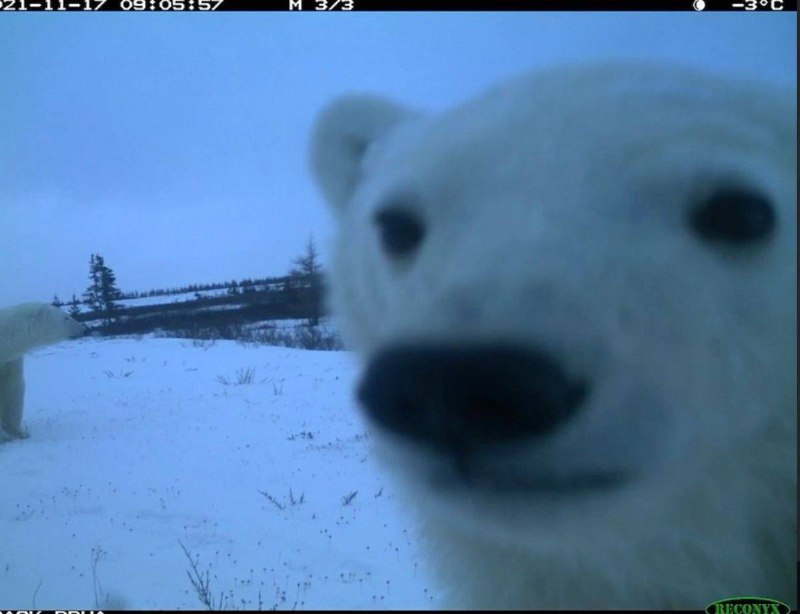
{"left": 0, "top": 358, "right": 28, "bottom": 442}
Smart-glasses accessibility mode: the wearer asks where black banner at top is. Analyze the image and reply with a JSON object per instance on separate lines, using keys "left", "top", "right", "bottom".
{"left": 1, "top": 0, "right": 797, "bottom": 11}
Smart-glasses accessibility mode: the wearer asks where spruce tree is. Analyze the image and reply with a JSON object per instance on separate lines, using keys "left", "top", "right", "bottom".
{"left": 83, "top": 254, "right": 102, "bottom": 313}
{"left": 67, "top": 294, "right": 82, "bottom": 318}
{"left": 84, "top": 253, "right": 122, "bottom": 325}
{"left": 290, "top": 236, "right": 323, "bottom": 326}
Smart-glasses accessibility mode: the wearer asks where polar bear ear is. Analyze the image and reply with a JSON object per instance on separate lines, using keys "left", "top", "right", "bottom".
{"left": 310, "top": 95, "right": 413, "bottom": 211}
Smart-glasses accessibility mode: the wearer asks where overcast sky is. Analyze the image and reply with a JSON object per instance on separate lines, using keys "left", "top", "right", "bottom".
{"left": 0, "top": 13, "right": 796, "bottom": 306}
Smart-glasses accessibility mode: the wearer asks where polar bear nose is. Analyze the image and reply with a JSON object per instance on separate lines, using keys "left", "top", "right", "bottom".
{"left": 357, "top": 344, "right": 589, "bottom": 449}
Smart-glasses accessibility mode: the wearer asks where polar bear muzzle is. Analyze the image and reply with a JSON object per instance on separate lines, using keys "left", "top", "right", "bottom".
{"left": 357, "top": 344, "right": 589, "bottom": 453}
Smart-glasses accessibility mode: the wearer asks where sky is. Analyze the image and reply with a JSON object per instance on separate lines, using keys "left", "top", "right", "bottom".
{"left": 0, "top": 12, "right": 796, "bottom": 307}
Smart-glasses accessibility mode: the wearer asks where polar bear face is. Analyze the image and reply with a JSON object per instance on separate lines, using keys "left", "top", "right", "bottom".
{"left": 26, "top": 303, "right": 86, "bottom": 347}
{"left": 0, "top": 303, "right": 86, "bottom": 360}
{"left": 311, "top": 63, "right": 796, "bottom": 605}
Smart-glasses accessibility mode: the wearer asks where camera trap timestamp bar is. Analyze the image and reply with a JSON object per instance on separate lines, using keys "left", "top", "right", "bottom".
{"left": 0, "top": 0, "right": 795, "bottom": 11}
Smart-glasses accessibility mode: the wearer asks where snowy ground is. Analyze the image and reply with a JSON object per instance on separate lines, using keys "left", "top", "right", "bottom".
{"left": 0, "top": 336, "right": 438, "bottom": 610}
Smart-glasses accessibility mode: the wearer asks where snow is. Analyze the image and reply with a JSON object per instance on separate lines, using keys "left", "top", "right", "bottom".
{"left": 115, "top": 293, "right": 217, "bottom": 308}
{"left": 0, "top": 337, "right": 438, "bottom": 609}
{"left": 64, "top": 286, "right": 276, "bottom": 313}
{"left": 114, "top": 286, "right": 285, "bottom": 308}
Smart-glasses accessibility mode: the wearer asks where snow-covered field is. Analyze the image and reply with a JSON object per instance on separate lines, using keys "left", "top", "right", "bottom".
{"left": 0, "top": 337, "right": 438, "bottom": 610}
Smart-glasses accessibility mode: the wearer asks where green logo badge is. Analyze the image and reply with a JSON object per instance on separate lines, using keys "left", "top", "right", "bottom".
{"left": 705, "top": 597, "right": 791, "bottom": 614}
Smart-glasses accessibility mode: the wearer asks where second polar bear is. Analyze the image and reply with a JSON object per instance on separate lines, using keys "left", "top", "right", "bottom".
{"left": 0, "top": 302, "right": 85, "bottom": 442}
{"left": 310, "top": 63, "right": 797, "bottom": 608}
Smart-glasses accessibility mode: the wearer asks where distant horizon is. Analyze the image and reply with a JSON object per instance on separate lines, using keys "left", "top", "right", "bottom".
{"left": 54, "top": 263, "right": 307, "bottom": 305}
{"left": 50, "top": 245, "right": 318, "bottom": 306}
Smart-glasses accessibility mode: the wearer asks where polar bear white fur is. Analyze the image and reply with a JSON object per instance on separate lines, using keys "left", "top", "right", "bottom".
{"left": 309, "top": 62, "right": 797, "bottom": 609}
{"left": 0, "top": 302, "right": 85, "bottom": 442}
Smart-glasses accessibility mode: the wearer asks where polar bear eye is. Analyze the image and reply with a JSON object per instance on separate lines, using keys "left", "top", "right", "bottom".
{"left": 374, "top": 208, "right": 426, "bottom": 257}
{"left": 689, "top": 187, "right": 776, "bottom": 245}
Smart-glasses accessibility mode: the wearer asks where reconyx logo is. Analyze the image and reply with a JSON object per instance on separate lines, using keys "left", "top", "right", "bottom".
{"left": 705, "top": 597, "right": 791, "bottom": 614}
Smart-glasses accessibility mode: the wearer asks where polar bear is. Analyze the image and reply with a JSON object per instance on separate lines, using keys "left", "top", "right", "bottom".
{"left": 0, "top": 302, "right": 85, "bottom": 442}
{"left": 309, "top": 62, "right": 797, "bottom": 609}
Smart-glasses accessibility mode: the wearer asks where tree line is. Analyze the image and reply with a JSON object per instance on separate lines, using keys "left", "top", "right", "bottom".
{"left": 52, "top": 236, "right": 324, "bottom": 327}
